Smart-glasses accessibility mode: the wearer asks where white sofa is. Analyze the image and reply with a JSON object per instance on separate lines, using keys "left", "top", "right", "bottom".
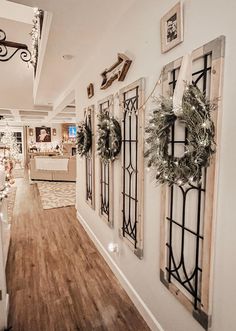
{"left": 30, "top": 156, "right": 76, "bottom": 181}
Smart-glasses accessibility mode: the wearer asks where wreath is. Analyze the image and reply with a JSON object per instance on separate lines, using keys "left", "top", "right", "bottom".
{"left": 76, "top": 122, "right": 92, "bottom": 156}
{"left": 145, "top": 84, "right": 216, "bottom": 186}
{"left": 97, "top": 111, "right": 122, "bottom": 163}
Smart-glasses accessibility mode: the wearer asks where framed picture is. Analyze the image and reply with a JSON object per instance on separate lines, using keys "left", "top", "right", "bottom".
{"left": 68, "top": 125, "right": 77, "bottom": 138}
{"left": 160, "top": 2, "right": 183, "bottom": 53}
{"left": 35, "top": 127, "right": 51, "bottom": 142}
{"left": 87, "top": 83, "right": 94, "bottom": 99}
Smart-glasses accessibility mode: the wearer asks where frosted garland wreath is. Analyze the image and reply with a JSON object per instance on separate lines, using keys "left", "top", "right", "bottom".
{"left": 145, "top": 84, "right": 216, "bottom": 186}
{"left": 76, "top": 122, "right": 92, "bottom": 156}
{"left": 30, "top": 8, "right": 42, "bottom": 67}
{"left": 97, "top": 111, "right": 122, "bottom": 163}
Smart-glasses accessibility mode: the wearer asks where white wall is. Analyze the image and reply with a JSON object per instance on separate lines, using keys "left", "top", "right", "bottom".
{"left": 74, "top": 1, "right": 236, "bottom": 330}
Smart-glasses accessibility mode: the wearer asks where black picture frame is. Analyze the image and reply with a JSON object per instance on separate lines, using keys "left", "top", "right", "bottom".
{"left": 35, "top": 127, "right": 51, "bottom": 142}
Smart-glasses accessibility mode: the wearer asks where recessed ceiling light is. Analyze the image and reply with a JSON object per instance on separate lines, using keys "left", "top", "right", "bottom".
{"left": 62, "top": 54, "right": 74, "bottom": 61}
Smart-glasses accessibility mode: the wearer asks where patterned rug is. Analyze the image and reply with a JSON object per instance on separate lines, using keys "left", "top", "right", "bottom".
{"left": 37, "top": 182, "right": 76, "bottom": 209}
{"left": 7, "top": 186, "right": 17, "bottom": 223}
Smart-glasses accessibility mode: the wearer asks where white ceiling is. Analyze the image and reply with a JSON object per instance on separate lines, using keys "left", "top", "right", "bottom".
{"left": 0, "top": 0, "right": 33, "bottom": 24}
{"left": 8, "top": 0, "right": 136, "bottom": 107}
{"left": 1, "top": 0, "right": 136, "bottom": 124}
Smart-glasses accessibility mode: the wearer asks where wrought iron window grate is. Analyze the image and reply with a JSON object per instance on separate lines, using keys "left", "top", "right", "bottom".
{"left": 85, "top": 108, "right": 95, "bottom": 208}
{"left": 99, "top": 99, "right": 111, "bottom": 224}
{"left": 166, "top": 53, "right": 211, "bottom": 309}
{"left": 160, "top": 36, "right": 225, "bottom": 330}
{"left": 122, "top": 87, "right": 139, "bottom": 247}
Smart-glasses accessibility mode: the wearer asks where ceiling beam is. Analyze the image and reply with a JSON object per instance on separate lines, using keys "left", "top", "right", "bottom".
{"left": 45, "top": 89, "right": 75, "bottom": 122}
{"left": 19, "top": 110, "right": 48, "bottom": 116}
{"left": 11, "top": 109, "right": 21, "bottom": 122}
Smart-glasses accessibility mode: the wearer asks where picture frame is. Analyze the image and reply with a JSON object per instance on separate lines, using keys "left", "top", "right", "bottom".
{"left": 87, "top": 83, "right": 94, "bottom": 99}
{"left": 35, "top": 127, "right": 51, "bottom": 142}
{"left": 160, "top": 2, "right": 183, "bottom": 53}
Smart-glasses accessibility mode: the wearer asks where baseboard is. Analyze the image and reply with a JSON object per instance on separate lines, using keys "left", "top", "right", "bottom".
{"left": 5, "top": 293, "right": 9, "bottom": 321}
{"left": 77, "top": 210, "right": 164, "bottom": 331}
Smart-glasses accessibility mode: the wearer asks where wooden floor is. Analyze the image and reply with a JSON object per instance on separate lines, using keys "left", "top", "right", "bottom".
{"left": 6, "top": 177, "right": 150, "bottom": 331}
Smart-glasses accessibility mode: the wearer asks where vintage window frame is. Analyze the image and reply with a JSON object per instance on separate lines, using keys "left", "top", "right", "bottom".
{"left": 98, "top": 95, "right": 114, "bottom": 227}
{"left": 159, "top": 36, "right": 225, "bottom": 330}
{"left": 84, "top": 105, "right": 95, "bottom": 210}
{"left": 119, "top": 78, "right": 145, "bottom": 259}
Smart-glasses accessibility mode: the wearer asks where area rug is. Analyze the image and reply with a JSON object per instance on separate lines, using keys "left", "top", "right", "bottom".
{"left": 37, "top": 182, "right": 76, "bottom": 209}
{"left": 7, "top": 186, "right": 17, "bottom": 223}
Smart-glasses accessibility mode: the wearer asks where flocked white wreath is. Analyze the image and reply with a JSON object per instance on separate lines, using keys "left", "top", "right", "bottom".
{"left": 145, "top": 84, "right": 216, "bottom": 186}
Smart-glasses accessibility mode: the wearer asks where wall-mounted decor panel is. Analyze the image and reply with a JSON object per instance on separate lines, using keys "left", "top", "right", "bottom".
{"left": 98, "top": 95, "right": 114, "bottom": 227}
{"left": 87, "top": 83, "right": 94, "bottom": 99}
{"left": 119, "top": 78, "right": 145, "bottom": 259}
{"left": 84, "top": 105, "right": 95, "bottom": 209}
{"left": 101, "top": 53, "right": 132, "bottom": 90}
{"left": 160, "top": 36, "right": 225, "bottom": 330}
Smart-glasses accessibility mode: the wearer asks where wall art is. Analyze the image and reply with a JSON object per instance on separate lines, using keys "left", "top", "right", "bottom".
{"left": 119, "top": 78, "right": 145, "bottom": 259}
{"left": 87, "top": 83, "right": 94, "bottom": 99}
{"left": 159, "top": 36, "right": 225, "bottom": 330}
{"left": 100, "top": 53, "right": 132, "bottom": 90}
{"left": 160, "top": 2, "right": 183, "bottom": 53}
{"left": 97, "top": 95, "right": 115, "bottom": 227}
{"left": 35, "top": 127, "right": 51, "bottom": 142}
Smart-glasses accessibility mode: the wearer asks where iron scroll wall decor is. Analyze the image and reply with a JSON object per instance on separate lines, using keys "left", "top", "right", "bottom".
{"left": 0, "top": 29, "right": 31, "bottom": 63}
{"left": 100, "top": 53, "right": 132, "bottom": 90}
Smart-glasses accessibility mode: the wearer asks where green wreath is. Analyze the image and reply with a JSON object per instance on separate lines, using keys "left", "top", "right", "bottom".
{"left": 97, "top": 111, "right": 122, "bottom": 163}
{"left": 145, "top": 84, "right": 216, "bottom": 186}
{"left": 76, "top": 122, "right": 92, "bottom": 156}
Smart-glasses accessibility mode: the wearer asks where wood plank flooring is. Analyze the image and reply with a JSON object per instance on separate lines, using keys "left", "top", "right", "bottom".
{"left": 6, "top": 178, "right": 150, "bottom": 331}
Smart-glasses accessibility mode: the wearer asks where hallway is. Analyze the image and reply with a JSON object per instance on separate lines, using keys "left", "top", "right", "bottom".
{"left": 6, "top": 178, "right": 149, "bottom": 331}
